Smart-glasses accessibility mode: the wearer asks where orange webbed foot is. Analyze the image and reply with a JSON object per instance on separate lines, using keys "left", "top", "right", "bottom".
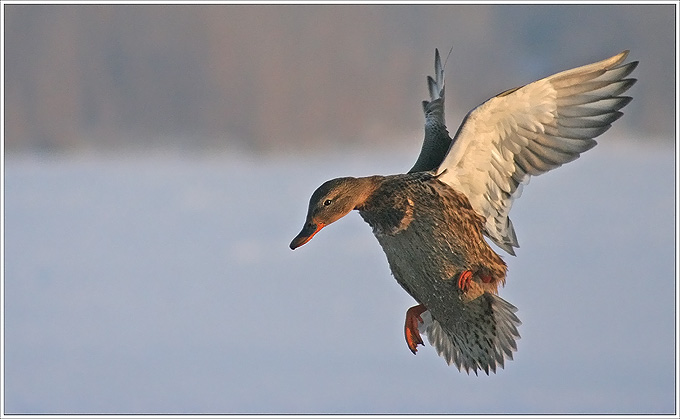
{"left": 404, "top": 304, "right": 427, "bottom": 354}
{"left": 457, "top": 270, "right": 473, "bottom": 292}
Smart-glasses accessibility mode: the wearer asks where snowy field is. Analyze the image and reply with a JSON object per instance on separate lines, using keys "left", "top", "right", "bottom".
{"left": 3, "top": 138, "right": 676, "bottom": 414}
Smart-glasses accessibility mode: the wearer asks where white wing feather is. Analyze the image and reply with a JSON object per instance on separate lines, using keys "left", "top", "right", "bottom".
{"left": 436, "top": 51, "right": 638, "bottom": 255}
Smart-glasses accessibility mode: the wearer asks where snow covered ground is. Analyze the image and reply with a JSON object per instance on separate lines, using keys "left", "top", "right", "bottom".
{"left": 3, "top": 138, "right": 676, "bottom": 414}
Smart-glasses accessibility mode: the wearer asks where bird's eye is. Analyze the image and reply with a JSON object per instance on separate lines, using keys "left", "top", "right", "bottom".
{"left": 323, "top": 199, "right": 333, "bottom": 206}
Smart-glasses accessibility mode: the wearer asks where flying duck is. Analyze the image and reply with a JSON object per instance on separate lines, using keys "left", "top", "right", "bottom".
{"left": 290, "top": 49, "right": 637, "bottom": 374}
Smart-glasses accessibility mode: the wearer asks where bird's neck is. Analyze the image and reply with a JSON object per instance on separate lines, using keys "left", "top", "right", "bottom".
{"left": 352, "top": 175, "right": 385, "bottom": 210}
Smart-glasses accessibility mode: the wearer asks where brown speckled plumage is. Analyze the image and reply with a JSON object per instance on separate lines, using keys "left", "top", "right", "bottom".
{"left": 359, "top": 173, "right": 517, "bottom": 374}
{"left": 358, "top": 173, "right": 507, "bottom": 294}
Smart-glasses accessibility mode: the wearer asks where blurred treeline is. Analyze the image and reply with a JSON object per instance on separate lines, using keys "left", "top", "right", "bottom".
{"left": 4, "top": 4, "right": 675, "bottom": 154}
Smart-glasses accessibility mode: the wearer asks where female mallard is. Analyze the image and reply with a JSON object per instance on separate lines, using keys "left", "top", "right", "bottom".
{"left": 290, "top": 49, "right": 637, "bottom": 374}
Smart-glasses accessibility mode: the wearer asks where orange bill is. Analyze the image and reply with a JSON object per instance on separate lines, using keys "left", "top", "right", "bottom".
{"left": 290, "top": 222, "right": 325, "bottom": 250}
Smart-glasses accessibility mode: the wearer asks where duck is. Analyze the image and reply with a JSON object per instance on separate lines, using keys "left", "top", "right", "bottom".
{"left": 290, "top": 49, "right": 638, "bottom": 374}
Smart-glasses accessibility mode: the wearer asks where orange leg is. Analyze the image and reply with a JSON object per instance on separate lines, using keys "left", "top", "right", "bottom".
{"left": 457, "top": 270, "right": 473, "bottom": 292}
{"left": 404, "top": 304, "right": 427, "bottom": 354}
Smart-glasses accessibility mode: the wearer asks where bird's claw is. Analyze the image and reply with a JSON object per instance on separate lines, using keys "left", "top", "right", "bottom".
{"left": 457, "top": 270, "right": 473, "bottom": 292}
{"left": 404, "top": 304, "right": 427, "bottom": 354}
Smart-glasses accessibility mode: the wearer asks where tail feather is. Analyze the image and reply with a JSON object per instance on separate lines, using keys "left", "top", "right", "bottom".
{"left": 419, "top": 293, "right": 521, "bottom": 375}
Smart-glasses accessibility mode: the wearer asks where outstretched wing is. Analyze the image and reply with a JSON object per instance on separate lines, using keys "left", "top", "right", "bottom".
{"left": 435, "top": 51, "right": 638, "bottom": 255}
{"left": 409, "top": 48, "right": 454, "bottom": 173}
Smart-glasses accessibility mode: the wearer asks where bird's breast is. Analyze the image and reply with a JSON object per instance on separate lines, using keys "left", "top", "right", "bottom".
{"left": 358, "top": 176, "right": 476, "bottom": 304}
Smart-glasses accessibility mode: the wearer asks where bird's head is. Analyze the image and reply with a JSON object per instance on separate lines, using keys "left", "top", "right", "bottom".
{"left": 290, "top": 176, "right": 378, "bottom": 250}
